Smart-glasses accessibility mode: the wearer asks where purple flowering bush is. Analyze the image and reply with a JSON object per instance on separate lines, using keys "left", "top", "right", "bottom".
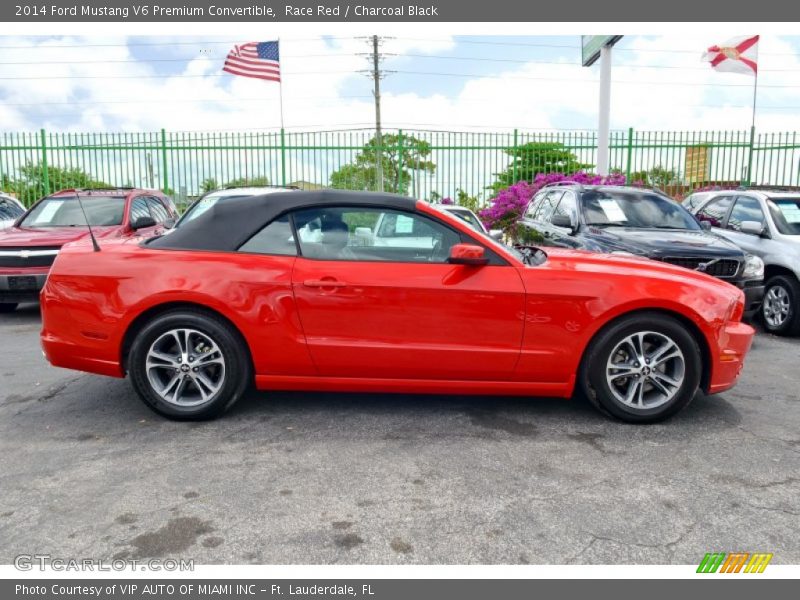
{"left": 439, "top": 196, "right": 455, "bottom": 205}
{"left": 479, "top": 171, "right": 635, "bottom": 241}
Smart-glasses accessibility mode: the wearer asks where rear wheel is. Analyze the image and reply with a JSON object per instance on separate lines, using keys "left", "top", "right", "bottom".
{"left": 128, "top": 309, "right": 251, "bottom": 420}
{"left": 761, "top": 275, "right": 800, "bottom": 336}
{"left": 0, "top": 303, "right": 18, "bottom": 313}
{"left": 581, "top": 313, "right": 702, "bottom": 423}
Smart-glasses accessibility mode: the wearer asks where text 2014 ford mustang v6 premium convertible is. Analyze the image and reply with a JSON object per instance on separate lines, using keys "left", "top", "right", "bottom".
{"left": 40, "top": 190, "right": 754, "bottom": 422}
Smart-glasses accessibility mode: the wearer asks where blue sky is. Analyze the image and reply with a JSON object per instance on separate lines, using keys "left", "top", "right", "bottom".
{"left": 2, "top": 35, "right": 800, "bottom": 133}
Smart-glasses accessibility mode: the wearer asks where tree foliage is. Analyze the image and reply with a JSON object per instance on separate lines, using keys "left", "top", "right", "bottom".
{"left": 2, "top": 162, "right": 110, "bottom": 206}
{"left": 491, "top": 142, "right": 593, "bottom": 191}
{"left": 329, "top": 134, "right": 436, "bottom": 195}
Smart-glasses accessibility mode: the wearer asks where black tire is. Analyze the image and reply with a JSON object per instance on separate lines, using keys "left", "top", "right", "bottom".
{"left": 128, "top": 308, "right": 252, "bottom": 420}
{"left": 761, "top": 275, "right": 800, "bottom": 336}
{"left": 579, "top": 312, "right": 702, "bottom": 424}
{"left": 0, "top": 303, "right": 18, "bottom": 313}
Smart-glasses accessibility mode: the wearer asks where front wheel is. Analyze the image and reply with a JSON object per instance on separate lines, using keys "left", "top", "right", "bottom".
{"left": 581, "top": 313, "right": 702, "bottom": 423}
{"left": 0, "top": 303, "right": 18, "bottom": 313}
{"left": 128, "top": 309, "right": 252, "bottom": 420}
{"left": 761, "top": 275, "right": 800, "bottom": 336}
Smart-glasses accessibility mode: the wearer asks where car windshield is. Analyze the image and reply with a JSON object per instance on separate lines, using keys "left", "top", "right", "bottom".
{"left": 20, "top": 196, "right": 126, "bottom": 227}
{"left": 177, "top": 194, "right": 252, "bottom": 226}
{"left": 582, "top": 191, "right": 701, "bottom": 230}
{"left": 768, "top": 198, "right": 800, "bottom": 235}
{"left": 445, "top": 208, "right": 485, "bottom": 232}
{"left": 0, "top": 198, "right": 24, "bottom": 221}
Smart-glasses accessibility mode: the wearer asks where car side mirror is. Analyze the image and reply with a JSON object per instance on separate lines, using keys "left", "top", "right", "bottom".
{"left": 489, "top": 229, "right": 503, "bottom": 241}
{"left": 131, "top": 216, "right": 157, "bottom": 230}
{"left": 699, "top": 220, "right": 712, "bottom": 231}
{"left": 448, "top": 243, "right": 489, "bottom": 266}
{"left": 740, "top": 220, "right": 765, "bottom": 236}
{"left": 551, "top": 214, "right": 576, "bottom": 233}
{"left": 163, "top": 218, "right": 176, "bottom": 229}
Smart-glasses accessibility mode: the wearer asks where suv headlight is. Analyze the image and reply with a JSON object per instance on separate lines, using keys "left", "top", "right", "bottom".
{"left": 742, "top": 254, "right": 764, "bottom": 280}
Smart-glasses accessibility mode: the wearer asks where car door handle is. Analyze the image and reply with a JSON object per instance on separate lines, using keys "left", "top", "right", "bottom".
{"left": 303, "top": 279, "right": 347, "bottom": 288}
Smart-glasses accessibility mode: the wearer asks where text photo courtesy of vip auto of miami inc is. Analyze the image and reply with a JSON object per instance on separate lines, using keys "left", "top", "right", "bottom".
{"left": 0, "top": 6, "right": 799, "bottom": 591}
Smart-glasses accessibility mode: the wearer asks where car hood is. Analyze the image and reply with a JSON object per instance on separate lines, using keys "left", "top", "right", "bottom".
{"left": 583, "top": 227, "right": 742, "bottom": 258}
{"left": 537, "top": 247, "right": 740, "bottom": 294}
{"left": 0, "top": 225, "right": 123, "bottom": 247}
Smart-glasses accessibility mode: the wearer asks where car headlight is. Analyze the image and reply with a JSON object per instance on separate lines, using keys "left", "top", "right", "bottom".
{"left": 742, "top": 254, "right": 764, "bottom": 280}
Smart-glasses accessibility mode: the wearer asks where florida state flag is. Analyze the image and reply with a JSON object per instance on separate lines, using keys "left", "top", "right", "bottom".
{"left": 702, "top": 35, "right": 759, "bottom": 75}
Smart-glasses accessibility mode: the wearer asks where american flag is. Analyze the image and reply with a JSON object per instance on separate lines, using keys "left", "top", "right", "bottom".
{"left": 222, "top": 41, "right": 281, "bottom": 82}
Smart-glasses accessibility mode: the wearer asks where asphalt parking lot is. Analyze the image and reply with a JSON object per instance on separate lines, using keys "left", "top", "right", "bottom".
{"left": 1, "top": 303, "right": 798, "bottom": 565}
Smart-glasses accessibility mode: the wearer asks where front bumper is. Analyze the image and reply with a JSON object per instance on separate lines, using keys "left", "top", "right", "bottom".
{"left": 0, "top": 271, "right": 48, "bottom": 304}
{"left": 733, "top": 279, "right": 764, "bottom": 314}
{"left": 708, "top": 320, "right": 756, "bottom": 395}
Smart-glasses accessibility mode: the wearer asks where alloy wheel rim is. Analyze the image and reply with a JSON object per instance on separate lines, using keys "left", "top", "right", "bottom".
{"left": 145, "top": 328, "right": 226, "bottom": 407}
{"left": 763, "top": 285, "right": 790, "bottom": 328}
{"left": 605, "top": 331, "right": 685, "bottom": 410}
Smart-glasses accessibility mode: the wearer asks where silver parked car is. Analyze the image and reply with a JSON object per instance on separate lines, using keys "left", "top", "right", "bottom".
{"left": 683, "top": 188, "right": 800, "bottom": 335}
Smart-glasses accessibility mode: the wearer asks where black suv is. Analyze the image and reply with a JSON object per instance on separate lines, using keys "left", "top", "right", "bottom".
{"left": 517, "top": 183, "right": 765, "bottom": 314}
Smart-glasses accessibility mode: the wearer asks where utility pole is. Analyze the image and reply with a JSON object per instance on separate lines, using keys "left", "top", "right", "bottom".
{"left": 371, "top": 35, "right": 384, "bottom": 192}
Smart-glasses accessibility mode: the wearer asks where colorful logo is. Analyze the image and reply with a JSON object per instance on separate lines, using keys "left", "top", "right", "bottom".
{"left": 697, "top": 552, "right": 773, "bottom": 573}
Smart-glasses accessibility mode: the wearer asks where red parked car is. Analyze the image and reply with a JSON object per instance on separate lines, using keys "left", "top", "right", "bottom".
{"left": 40, "top": 190, "right": 754, "bottom": 423}
{"left": 0, "top": 188, "right": 177, "bottom": 312}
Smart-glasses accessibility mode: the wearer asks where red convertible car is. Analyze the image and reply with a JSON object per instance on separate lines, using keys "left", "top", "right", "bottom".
{"left": 40, "top": 190, "right": 754, "bottom": 423}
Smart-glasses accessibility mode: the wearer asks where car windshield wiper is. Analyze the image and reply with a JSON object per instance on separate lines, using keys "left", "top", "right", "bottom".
{"left": 585, "top": 222, "right": 625, "bottom": 228}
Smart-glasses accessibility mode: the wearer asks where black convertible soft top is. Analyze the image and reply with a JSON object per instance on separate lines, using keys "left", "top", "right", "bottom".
{"left": 149, "top": 189, "right": 418, "bottom": 252}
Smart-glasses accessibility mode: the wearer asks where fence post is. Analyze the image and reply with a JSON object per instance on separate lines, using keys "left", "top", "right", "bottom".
{"left": 745, "top": 125, "right": 755, "bottom": 186}
{"left": 280, "top": 128, "right": 287, "bottom": 187}
{"left": 512, "top": 128, "right": 519, "bottom": 183}
{"left": 625, "top": 127, "right": 634, "bottom": 180}
{"left": 160, "top": 128, "right": 169, "bottom": 193}
{"left": 40, "top": 129, "right": 50, "bottom": 196}
{"left": 396, "top": 129, "right": 404, "bottom": 193}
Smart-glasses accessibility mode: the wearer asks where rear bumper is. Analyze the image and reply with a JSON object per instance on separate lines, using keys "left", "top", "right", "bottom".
{"left": 0, "top": 270, "right": 48, "bottom": 304}
{"left": 40, "top": 331, "right": 124, "bottom": 378}
{"left": 708, "top": 320, "right": 755, "bottom": 395}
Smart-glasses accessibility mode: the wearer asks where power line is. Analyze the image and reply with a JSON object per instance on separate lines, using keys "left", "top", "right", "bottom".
{"left": 0, "top": 37, "right": 356, "bottom": 50}
{"left": 0, "top": 53, "right": 360, "bottom": 66}
{"left": 388, "top": 70, "right": 800, "bottom": 88}
{"left": 0, "top": 95, "right": 372, "bottom": 107}
{"left": 0, "top": 71, "right": 356, "bottom": 80}
{"left": 393, "top": 36, "right": 800, "bottom": 57}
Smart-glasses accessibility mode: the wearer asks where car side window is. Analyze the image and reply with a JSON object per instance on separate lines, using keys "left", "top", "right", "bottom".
{"left": 145, "top": 197, "right": 170, "bottom": 224}
{"left": 533, "top": 190, "right": 564, "bottom": 222}
{"left": 727, "top": 196, "right": 765, "bottom": 233}
{"left": 129, "top": 197, "right": 151, "bottom": 223}
{"left": 292, "top": 206, "right": 461, "bottom": 263}
{"left": 238, "top": 215, "right": 297, "bottom": 256}
{"left": 550, "top": 191, "right": 577, "bottom": 224}
{"left": 696, "top": 195, "right": 733, "bottom": 228}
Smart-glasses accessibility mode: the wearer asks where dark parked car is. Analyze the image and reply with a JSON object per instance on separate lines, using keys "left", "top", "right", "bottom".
{"left": 517, "top": 183, "right": 765, "bottom": 314}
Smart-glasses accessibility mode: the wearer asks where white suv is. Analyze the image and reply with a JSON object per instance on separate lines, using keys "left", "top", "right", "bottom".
{"left": 684, "top": 189, "right": 800, "bottom": 335}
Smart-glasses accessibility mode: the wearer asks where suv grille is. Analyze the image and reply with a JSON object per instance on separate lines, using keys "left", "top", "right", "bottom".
{"left": 0, "top": 247, "right": 60, "bottom": 268}
{"left": 659, "top": 256, "right": 740, "bottom": 279}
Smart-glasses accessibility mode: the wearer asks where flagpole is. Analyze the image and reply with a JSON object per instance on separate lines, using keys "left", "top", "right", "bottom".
{"left": 751, "top": 68, "right": 759, "bottom": 131}
{"left": 278, "top": 38, "right": 285, "bottom": 130}
{"left": 747, "top": 63, "right": 759, "bottom": 185}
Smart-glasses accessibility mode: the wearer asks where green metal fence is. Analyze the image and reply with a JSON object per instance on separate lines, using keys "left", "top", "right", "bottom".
{"left": 2, "top": 127, "right": 800, "bottom": 208}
